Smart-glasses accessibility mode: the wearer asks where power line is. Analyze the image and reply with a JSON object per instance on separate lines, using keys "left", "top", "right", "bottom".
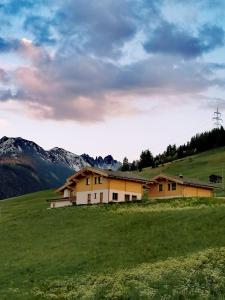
{"left": 213, "top": 107, "right": 223, "bottom": 128}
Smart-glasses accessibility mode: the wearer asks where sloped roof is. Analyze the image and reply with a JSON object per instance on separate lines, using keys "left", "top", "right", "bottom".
{"left": 152, "top": 173, "right": 214, "bottom": 189}
{"left": 57, "top": 167, "right": 150, "bottom": 192}
{"left": 102, "top": 168, "right": 149, "bottom": 183}
{"left": 71, "top": 167, "right": 149, "bottom": 183}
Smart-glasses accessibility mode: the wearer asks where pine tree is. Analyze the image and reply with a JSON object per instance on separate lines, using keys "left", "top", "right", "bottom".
{"left": 121, "top": 157, "right": 130, "bottom": 171}
{"left": 139, "top": 150, "right": 154, "bottom": 169}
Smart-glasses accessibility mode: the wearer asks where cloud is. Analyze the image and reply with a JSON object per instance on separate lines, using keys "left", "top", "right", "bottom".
{"left": 0, "top": 0, "right": 45, "bottom": 15}
{"left": 197, "top": 95, "right": 225, "bottom": 111}
{"left": 143, "top": 22, "right": 225, "bottom": 58}
{"left": 0, "top": 37, "right": 20, "bottom": 52}
{"left": 0, "top": 0, "right": 225, "bottom": 123}
{"left": 0, "top": 69, "right": 9, "bottom": 82}
{"left": 0, "top": 37, "right": 50, "bottom": 64}
{"left": 52, "top": 0, "right": 160, "bottom": 58}
{"left": 0, "top": 40, "right": 222, "bottom": 122}
{"left": 23, "top": 15, "right": 56, "bottom": 45}
{"left": 0, "top": 89, "right": 15, "bottom": 101}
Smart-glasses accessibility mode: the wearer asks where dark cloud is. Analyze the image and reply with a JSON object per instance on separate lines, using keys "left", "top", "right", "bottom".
{"left": 52, "top": 0, "right": 161, "bottom": 58}
{"left": 144, "top": 22, "right": 225, "bottom": 58}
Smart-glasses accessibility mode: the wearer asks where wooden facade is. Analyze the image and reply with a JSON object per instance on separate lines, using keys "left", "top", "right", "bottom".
{"left": 49, "top": 167, "right": 148, "bottom": 208}
{"left": 148, "top": 174, "right": 214, "bottom": 199}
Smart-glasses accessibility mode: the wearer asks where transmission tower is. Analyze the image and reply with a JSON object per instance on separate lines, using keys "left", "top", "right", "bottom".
{"left": 213, "top": 107, "right": 223, "bottom": 128}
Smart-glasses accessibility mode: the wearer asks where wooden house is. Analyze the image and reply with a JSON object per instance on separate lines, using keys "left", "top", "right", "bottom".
{"left": 148, "top": 174, "right": 214, "bottom": 199}
{"left": 49, "top": 167, "right": 149, "bottom": 208}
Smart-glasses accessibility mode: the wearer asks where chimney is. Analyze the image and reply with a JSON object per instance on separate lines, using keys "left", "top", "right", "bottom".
{"left": 179, "top": 174, "right": 183, "bottom": 179}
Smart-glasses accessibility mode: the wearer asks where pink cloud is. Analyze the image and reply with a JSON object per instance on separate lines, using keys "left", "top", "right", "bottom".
{"left": 1, "top": 41, "right": 224, "bottom": 123}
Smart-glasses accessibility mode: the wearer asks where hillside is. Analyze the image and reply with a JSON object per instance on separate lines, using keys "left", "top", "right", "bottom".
{"left": 136, "top": 146, "right": 225, "bottom": 192}
{"left": 1, "top": 190, "right": 225, "bottom": 299}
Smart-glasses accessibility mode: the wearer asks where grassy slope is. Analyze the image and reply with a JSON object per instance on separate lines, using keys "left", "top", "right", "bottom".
{"left": 136, "top": 146, "right": 225, "bottom": 191}
{"left": 1, "top": 190, "right": 225, "bottom": 299}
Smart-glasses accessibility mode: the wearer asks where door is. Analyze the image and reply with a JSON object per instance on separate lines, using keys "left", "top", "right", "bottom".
{"left": 87, "top": 193, "right": 91, "bottom": 205}
{"left": 100, "top": 192, "right": 103, "bottom": 204}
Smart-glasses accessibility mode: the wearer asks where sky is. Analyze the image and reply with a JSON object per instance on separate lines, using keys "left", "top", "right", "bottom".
{"left": 0, "top": 0, "right": 225, "bottom": 161}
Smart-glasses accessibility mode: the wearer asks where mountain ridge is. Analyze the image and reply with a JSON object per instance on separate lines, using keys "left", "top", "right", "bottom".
{"left": 0, "top": 136, "right": 121, "bottom": 199}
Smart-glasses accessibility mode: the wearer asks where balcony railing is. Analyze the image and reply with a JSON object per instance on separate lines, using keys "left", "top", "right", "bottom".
{"left": 47, "top": 196, "right": 76, "bottom": 203}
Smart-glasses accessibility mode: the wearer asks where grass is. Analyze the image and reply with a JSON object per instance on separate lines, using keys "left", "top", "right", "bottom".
{"left": 1, "top": 190, "right": 225, "bottom": 299}
{"left": 135, "top": 146, "right": 225, "bottom": 195}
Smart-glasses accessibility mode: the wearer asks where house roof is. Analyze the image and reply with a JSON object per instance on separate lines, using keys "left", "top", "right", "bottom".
{"left": 57, "top": 167, "right": 150, "bottom": 192}
{"left": 151, "top": 173, "right": 214, "bottom": 189}
{"left": 67, "top": 166, "right": 150, "bottom": 183}
{"left": 102, "top": 168, "right": 149, "bottom": 183}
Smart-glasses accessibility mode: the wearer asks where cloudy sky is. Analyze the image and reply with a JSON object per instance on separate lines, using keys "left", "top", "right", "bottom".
{"left": 0, "top": 0, "right": 225, "bottom": 161}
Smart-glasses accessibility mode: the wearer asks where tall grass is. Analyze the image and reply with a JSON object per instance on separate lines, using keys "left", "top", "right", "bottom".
{"left": 33, "top": 247, "right": 225, "bottom": 299}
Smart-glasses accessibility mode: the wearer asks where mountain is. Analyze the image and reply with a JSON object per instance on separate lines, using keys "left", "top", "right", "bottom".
{"left": 0, "top": 136, "right": 120, "bottom": 200}
{"left": 81, "top": 153, "right": 121, "bottom": 171}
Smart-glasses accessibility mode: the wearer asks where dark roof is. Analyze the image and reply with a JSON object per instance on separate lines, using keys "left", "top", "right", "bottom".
{"left": 85, "top": 167, "right": 149, "bottom": 183}
{"left": 153, "top": 173, "right": 214, "bottom": 189}
{"left": 103, "top": 169, "right": 149, "bottom": 183}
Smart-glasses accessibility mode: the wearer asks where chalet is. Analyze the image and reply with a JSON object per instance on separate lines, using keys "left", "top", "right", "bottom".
{"left": 49, "top": 167, "right": 149, "bottom": 208}
{"left": 148, "top": 174, "right": 214, "bottom": 199}
{"left": 48, "top": 169, "right": 215, "bottom": 208}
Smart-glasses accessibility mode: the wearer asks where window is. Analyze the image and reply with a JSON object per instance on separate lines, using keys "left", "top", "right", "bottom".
{"left": 168, "top": 183, "right": 176, "bottom": 191}
{"left": 94, "top": 176, "right": 102, "bottom": 184}
{"left": 159, "top": 184, "right": 163, "bottom": 192}
{"left": 125, "top": 194, "right": 130, "bottom": 201}
{"left": 86, "top": 178, "right": 91, "bottom": 185}
{"left": 94, "top": 193, "right": 97, "bottom": 199}
{"left": 132, "top": 195, "right": 137, "bottom": 201}
{"left": 172, "top": 182, "right": 176, "bottom": 190}
{"left": 112, "top": 192, "right": 118, "bottom": 201}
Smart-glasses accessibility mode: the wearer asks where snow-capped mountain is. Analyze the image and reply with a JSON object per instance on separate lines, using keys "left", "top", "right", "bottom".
{"left": 0, "top": 136, "right": 121, "bottom": 200}
{"left": 48, "top": 147, "right": 89, "bottom": 171}
{"left": 81, "top": 154, "right": 121, "bottom": 171}
{"left": 0, "top": 136, "right": 48, "bottom": 160}
{"left": 0, "top": 136, "right": 89, "bottom": 170}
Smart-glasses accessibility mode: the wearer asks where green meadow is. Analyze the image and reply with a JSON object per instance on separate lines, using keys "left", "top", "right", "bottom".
{"left": 1, "top": 189, "right": 225, "bottom": 299}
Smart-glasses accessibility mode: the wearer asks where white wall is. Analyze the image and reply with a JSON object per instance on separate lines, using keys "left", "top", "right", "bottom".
{"left": 76, "top": 189, "right": 142, "bottom": 205}
{"left": 76, "top": 189, "right": 109, "bottom": 205}
{"left": 50, "top": 200, "right": 73, "bottom": 208}
{"left": 109, "top": 190, "right": 142, "bottom": 202}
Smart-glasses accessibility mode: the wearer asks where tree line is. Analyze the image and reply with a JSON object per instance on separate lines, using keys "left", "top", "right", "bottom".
{"left": 121, "top": 127, "right": 225, "bottom": 171}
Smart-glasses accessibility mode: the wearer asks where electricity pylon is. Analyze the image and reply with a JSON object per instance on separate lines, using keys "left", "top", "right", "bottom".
{"left": 213, "top": 107, "right": 223, "bottom": 128}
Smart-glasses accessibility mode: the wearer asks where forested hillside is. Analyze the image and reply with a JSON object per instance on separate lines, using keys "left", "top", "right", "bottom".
{"left": 122, "top": 127, "right": 225, "bottom": 171}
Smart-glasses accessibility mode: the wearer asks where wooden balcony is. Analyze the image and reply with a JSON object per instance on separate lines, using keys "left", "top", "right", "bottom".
{"left": 47, "top": 196, "right": 77, "bottom": 203}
